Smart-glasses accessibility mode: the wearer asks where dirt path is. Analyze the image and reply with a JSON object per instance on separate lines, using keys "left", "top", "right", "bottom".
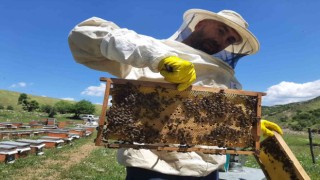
{"left": 11, "top": 141, "right": 99, "bottom": 180}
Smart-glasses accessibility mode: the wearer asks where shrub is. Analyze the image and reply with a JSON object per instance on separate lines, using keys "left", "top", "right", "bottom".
{"left": 40, "top": 104, "right": 57, "bottom": 118}
{"left": 7, "top": 105, "right": 14, "bottom": 110}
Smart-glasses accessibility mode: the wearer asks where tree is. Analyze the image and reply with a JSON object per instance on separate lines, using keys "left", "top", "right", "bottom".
{"left": 40, "top": 104, "right": 57, "bottom": 117}
{"left": 7, "top": 105, "right": 14, "bottom": 110}
{"left": 18, "top": 93, "right": 28, "bottom": 105}
{"left": 25, "top": 100, "right": 40, "bottom": 112}
{"left": 17, "top": 93, "right": 39, "bottom": 112}
{"left": 54, "top": 100, "right": 73, "bottom": 114}
{"left": 291, "top": 123, "right": 303, "bottom": 131}
{"left": 72, "top": 100, "right": 95, "bottom": 118}
{"left": 296, "top": 109, "right": 302, "bottom": 114}
{"left": 279, "top": 116, "right": 288, "bottom": 122}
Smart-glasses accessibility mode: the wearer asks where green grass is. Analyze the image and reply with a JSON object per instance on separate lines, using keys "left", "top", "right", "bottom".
{"left": 0, "top": 109, "right": 82, "bottom": 124}
{"left": 283, "top": 133, "right": 320, "bottom": 178}
{"left": 0, "top": 109, "right": 50, "bottom": 123}
{"left": 60, "top": 148, "right": 125, "bottom": 180}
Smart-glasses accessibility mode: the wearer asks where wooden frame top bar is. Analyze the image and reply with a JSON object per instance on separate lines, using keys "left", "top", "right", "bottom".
{"left": 100, "top": 77, "right": 266, "bottom": 97}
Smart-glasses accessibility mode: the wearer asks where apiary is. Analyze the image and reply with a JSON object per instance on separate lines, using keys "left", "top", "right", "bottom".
{"left": 68, "top": 133, "right": 80, "bottom": 140}
{"left": 32, "top": 129, "right": 46, "bottom": 136}
{"left": 69, "top": 128, "right": 86, "bottom": 137}
{"left": 18, "top": 125, "right": 31, "bottom": 129}
{"left": 16, "top": 139, "right": 45, "bottom": 155}
{"left": 96, "top": 78, "right": 265, "bottom": 155}
{"left": 47, "top": 130, "right": 69, "bottom": 138}
{"left": 1, "top": 123, "right": 17, "bottom": 130}
{"left": 43, "top": 125, "right": 57, "bottom": 129}
{"left": 47, "top": 118, "right": 56, "bottom": 126}
{"left": 0, "top": 122, "right": 22, "bottom": 128}
{"left": 0, "top": 141, "right": 31, "bottom": 158}
{"left": 0, "top": 131, "right": 11, "bottom": 140}
{"left": 0, "top": 145, "right": 17, "bottom": 163}
{"left": 58, "top": 121, "right": 67, "bottom": 128}
{"left": 83, "top": 125, "right": 96, "bottom": 133}
{"left": 10, "top": 131, "right": 20, "bottom": 139}
{"left": 21, "top": 130, "right": 33, "bottom": 138}
{"left": 38, "top": 136, "right": 64, "bottom": 148}
{"left": 30, "top": 124, "right": 44, "bottom": 129}
{"left": 85, "top": 130, "right": 93, "bottom": 137}
{"left": 14, "top": 130, "right": 33, "bottom": 138}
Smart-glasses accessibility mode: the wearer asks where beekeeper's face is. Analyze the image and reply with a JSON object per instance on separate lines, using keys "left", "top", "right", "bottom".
{"left": 184, "top": 19, "right": 242, "bottom": 54}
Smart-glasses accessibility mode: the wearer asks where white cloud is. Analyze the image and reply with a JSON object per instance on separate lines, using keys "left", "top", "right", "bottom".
{"left": 263, "top": 80, "right": 320, "bottom": 106}
{"left": 60, "top": 97, "right": 76, "bottom": 101}
{"left": 81, "top": 83, "right": 106, "bottom": 97}
{"left": 10, "top": 82, "right": 28, "bottom": 88}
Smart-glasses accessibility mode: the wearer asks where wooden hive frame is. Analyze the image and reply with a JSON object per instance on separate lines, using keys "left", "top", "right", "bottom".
{"left": 96, "top": 78, "right": 265, "bottom": 155}
{"left": 255, "top": 132, "right": 310, "bottom": 180}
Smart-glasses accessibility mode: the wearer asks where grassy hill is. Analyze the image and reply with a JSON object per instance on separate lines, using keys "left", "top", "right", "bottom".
{"left": 0, "top": 89, "right": 102, "bottom": 115}
{"left": 262, "top": 96, "right": 320, "bottom": 130}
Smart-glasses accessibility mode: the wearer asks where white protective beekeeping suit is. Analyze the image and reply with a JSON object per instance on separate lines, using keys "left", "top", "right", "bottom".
{"left": 68, "top": 9, "right": 259, "bottom": 177}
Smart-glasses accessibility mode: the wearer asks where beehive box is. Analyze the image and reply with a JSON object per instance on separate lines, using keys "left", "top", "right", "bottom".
{"left": 0, "top": 141, "right": 31, "bottom": 158}
{"left": 38, "top": 136, "right": 64, "bottom": 148}
{"left": 0, "top": 145, "right": 17, "bottom": 163}
{"left": 47, "top": 130, "right": 69, "bottom": 138}
{"left": 16, "top": 139, "right": 46, "bottom": 156}
{"left": 69, "top": 128, "right": 86, "bottom": 137}
{"left": 96, "top": 78, "right": 265, "bottom": 155}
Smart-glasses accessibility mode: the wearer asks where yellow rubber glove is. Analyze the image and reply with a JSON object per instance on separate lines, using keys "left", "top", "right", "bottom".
{"left": 261, "top": 119, "right": 283, "bottom": 137}
{"left": 158, "top": 56, "right": 196, "bottom": 91}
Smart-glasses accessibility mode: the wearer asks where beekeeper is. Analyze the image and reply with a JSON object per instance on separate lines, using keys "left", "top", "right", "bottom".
{"left": 68, "top": 8, "right": 283, "bottom": 179}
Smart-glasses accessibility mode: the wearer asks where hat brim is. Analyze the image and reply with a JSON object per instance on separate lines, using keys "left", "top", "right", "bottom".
{"left": 184, "top": 9, "right": 260, "bottom": 55}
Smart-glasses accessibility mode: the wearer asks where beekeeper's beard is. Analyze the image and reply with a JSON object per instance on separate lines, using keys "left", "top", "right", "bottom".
{"left": 183, "top": 30, "right": 221, "bottom": 55}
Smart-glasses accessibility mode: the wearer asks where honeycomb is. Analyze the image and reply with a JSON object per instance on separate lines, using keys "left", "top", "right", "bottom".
{"left": 257, "top": 134, "right": 310, "bottom": 180}
{"left": 100, "top": 79, "right": 263, "bottom": 151}
{"left": 260, "top": 137, "right": 298, "bottom": 179}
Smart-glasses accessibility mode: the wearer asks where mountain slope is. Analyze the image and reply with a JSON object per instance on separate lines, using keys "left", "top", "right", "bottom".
{"left": 0, "top": 89, "right": 102, "bottom": 114}
{"left": 262, "top": 96, "right": 320, "bottom": 129}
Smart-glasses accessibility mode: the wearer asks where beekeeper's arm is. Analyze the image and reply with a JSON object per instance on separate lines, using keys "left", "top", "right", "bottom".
{"left": 68, "top": 17, "right": 195, "bottom": 90}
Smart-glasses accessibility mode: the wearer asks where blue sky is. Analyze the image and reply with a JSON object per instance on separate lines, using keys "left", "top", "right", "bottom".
{"left": 1, "top": 0, "right": 319, "bottom": 106}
